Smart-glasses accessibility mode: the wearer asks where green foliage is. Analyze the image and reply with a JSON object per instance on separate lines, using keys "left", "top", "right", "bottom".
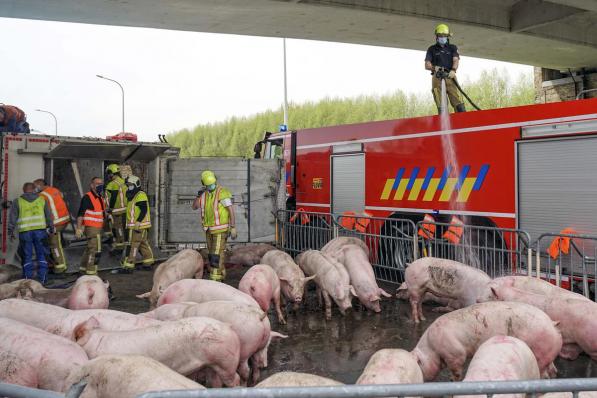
{"left": 169, "top": 68, "right": 533, "bottom": 158}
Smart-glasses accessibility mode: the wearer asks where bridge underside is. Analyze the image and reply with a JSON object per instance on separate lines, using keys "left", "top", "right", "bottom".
{"left": 2, "top": 0, "right": 597, "bottom": 70}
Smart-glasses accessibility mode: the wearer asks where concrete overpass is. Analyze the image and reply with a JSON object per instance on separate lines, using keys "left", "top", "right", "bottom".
{"left": 2, "top": 0, "right": 596, "bottom": 70}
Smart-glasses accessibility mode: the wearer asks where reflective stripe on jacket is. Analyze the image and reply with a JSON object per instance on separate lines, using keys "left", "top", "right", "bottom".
{"left": 199, "top": 186, "right": 232, "bottom": 233}
{"left": 83, "top": 192, "right": 105, "bottom": 228}
{"left": 40, "top": 186, "right": 70, "bottom": 226}
{"left": 126, "top": 191, "right": 151, "bottom": 230}
{"left": 17, "top": 197, "right": 47, "bottom": 232}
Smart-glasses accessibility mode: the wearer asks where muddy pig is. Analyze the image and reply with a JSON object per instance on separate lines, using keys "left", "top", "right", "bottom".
{"left": 137, "top": 249, "right": 204, "bottom": 309}
{"left": 490, "top": 283, "right": 597, "bottom": 360}
{"left": 412, "top": 301, "right": 562, "bottom": 381}
{"left": 239, "top": 264, "right": 286, "bottom": 324}
{"left": 478, "top": 275, "right": 590, "bottom": 303}
{"left": 0, "top": 279, "right": 42, "bottom": 300}
{"left": 228, "top": 244, "right": 277, "bottom": 266}
{"left": 65, "top": 355, "right": 203, "bottom": 398}
{"left": 323, "top": 243, "right": 390, "bottom": 312}
{"left": 402, "top": 257, "right": 491, "bottom": 323}
{"left": 454, "top": 336, "right": 540, "bottom": 398}
{"left": 74, "top": 316, "right": 241, "bottom": 387}
{"left": 256, "top": 371, "right": 343, "bottom": 387}
{"left": 297, "top": 250, "right": 354, "bottom": 319}
{"left": 0, "top": 317, "right": 88, "bottom": 392}
{"left": 260, "top": 249, "right": 315, "bottom": 309}
{"left": 357, "top": 349, "right": 424, "bottom": 390}
{"left": 156, "top": 279, "right": 259, "bottom": 308}
{"left": 0, "top": 263, "right": 22, "bottom": 284}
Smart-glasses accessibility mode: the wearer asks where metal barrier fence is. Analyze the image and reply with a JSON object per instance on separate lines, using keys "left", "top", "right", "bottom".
{"left": 334, "top": 214, "right": 417, "bottom": 284}
{"left": 275, "top": 210, "right": 335, "bottom": 256}
{"left": 136, "top": 378, "right": 597, "bottom": 398}
{"left": 0, "top": 383, "right": 63, "bottom": 398}
{"left": 534, "top": 232, "right": 597, "bottom": 299}
{"left": 415, "top": 221, "right": 533, "bottom": 278}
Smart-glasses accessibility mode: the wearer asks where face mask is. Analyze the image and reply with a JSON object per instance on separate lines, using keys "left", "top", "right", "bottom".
{"left": 95, "top": 184, "right": 104, "bottom": 195}
{"left": 127, "top": 185, "right": 135, "bottom": 191}
{"left": 207, "top": 183, "right": 217, "bottom": 192}
{"left": 34, "top": 186, "right": 41, "bottom": 193}
{"left": 437, "top": 37, "right": 448, "bottom": 45}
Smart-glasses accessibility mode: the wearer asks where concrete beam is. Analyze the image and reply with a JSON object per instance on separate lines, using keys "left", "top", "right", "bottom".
{"left": 510, "top": 0, "right": 586, "bottom": 32}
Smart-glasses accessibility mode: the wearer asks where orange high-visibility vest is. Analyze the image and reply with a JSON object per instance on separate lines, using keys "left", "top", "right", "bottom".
{"left": 340, "top": 211, "right": 357, "bottom": 230}
{"left": 443, "top": 215, "right": 464, "bottom": 244}
{"left": 82, "top": 192, "right": 104, "bottom": 228}
{"left": 40, "top": 186, "right": 70, "bottom": 226}
{"left": 547, "top": 227, "right": 578, "bottom": 259}
{"left": 418, "top": 214, "right": 436, "bottom": 240}
{"left": 289, "top": 208, "right": 310, "bottom": 225}
{"left": 355, "top": 212, "right": 372, "bottom": 233}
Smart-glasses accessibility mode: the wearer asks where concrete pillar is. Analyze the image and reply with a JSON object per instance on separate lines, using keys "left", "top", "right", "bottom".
{"left": 535, "top": 67, "right": 597, "bottom": 103}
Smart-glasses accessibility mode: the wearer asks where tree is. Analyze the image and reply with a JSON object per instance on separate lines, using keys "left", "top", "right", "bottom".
{"left": 168, "top": 68, "right": 533, "bottom": 157}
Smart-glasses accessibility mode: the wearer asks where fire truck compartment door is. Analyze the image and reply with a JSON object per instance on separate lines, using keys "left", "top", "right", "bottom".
{"left": 46, "top": 141, "right": 169, "bottom": 162}
{"left": 518, "top": 135, "right": 597, "bottom": 243}
{"left": 164, "top": 158, "right": 280, "bottom": 243}
{"left": 332, "top": 154, "right": 365, "bottom": 214}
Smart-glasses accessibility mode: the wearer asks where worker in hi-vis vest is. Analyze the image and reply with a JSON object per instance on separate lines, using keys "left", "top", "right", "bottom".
{"left": 120, "top": 175, "right": 154, "bottom": 272}
{"left": 192, "top": 170, "right": 237, "bottom": 282}
{"left": 75, "top": 177, "right": 105, "bottom": 275}
{"left": 33, "top": 178, "right": 70, "bottom": 274}
{"left": 7, "top": 182, "right": 53, "bottom": 284}
{"left": 104, "top": 164, "right": 127, "bottom": 251}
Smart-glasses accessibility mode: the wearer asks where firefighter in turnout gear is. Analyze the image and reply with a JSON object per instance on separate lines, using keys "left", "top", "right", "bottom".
{"left": 121, "top": 175, "right": 154, "bottom": 272}
{"left": 76, "top": 177, "right": 105, "bottom": 275}
{"left": 192, "top": 170, "right": 237, "bottom": 282}
{"left": 104, "top": 164, "right": 127, "bottom": 251}
{"left": 33, "top": 179, "right": 70, "bottom": 274}
{"left": 7, "top": 183, "right": 53, "bottom": 284}
{"left": 425, "top": 23, "right": 466, "bottom": 114}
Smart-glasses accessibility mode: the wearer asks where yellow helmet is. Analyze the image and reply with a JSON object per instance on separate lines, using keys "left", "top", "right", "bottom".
{"left": 105, "top": 163, "right": 120, "bottom": 174}
{"left": 435, "top": 23, "right": 451, "bottom": 36}
{"left": 201, "top": 170, "right": 217, "bottom": 186}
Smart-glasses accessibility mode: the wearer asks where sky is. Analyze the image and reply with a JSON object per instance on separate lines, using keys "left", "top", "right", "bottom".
{"left": 0, "top": 17, "right": 532, "bottom": 141}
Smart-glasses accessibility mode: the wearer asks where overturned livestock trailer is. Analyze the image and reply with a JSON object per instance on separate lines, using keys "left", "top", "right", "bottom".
{"left": 0, "top": 133, "right": 283, "bottom": 271}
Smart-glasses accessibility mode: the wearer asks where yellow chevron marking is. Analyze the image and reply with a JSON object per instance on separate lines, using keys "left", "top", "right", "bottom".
{"left": 423, "top": 178, "right": 440, "bottom": 201}
{"left": 380, "top": 179, "right": 395, "bottom": 200}
{"left": 456, "top": 177, "right": 477, "bottom": 203}
{"left": 439, "top": 178, "right": 458, "bottom": 202}
{"left": 393, "top": 179, "right": 409, "bottom": 201}
{"left": 408, "top": 178, "right": 425, "bottom": 201}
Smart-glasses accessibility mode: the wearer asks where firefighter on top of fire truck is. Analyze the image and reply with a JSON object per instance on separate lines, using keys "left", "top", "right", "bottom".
{"left": 33, "top": 178, "right": 70, "bottom": 274}
{"left": 120, "top": 175, "right": 154, "bottom": 272}
{"left": 192, "top": 170, "right": 237, "bottom": 282}
{"left": 76, "top": 177, "right": 105, "bottom": 275}
{"left": 104, "top": 164, "right": 127, "bottom": 252}
{"left": 425, "top": 23, "right": 466, "bottom": 114}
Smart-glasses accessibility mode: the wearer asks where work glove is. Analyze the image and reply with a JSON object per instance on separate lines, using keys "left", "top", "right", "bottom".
{"left": 448, "top": 70, "right": 456, "bottom": 79}
{"left": 434, "top": 65, "right": 441, "bottom": 73}
{"left": 229, "top": 226, "right": 238, "bottom": 240}
{"left": 75, "top": 228, "right": 84, "bottom": 239}
{"left": 46, "top": 226, "right": 56, "bottom": 235}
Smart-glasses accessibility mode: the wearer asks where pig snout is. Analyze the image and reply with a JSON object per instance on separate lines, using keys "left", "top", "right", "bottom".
{"left": 338, "top": 301, "right": 353, "bottom": 315}
{"left": 293, "top": 295, "right": 302, "bottom": 303}
{"left": 369, "top": 300, "right": 381, "bottom": 313}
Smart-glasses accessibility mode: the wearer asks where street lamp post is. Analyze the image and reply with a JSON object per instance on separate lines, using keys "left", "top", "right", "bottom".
{"left": 96, "top": 74, "right": 125, "bottom": 133}
{"left": 35, "top": 109, "right": 58, "bottom": 135}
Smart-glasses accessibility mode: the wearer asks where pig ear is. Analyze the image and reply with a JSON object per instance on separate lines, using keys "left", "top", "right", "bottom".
{"left": 369, "top": 295, "right": 380, "bottom": 302}
{"left": 303, "top": 275, "right": 316, "bottom": 282}
{"left": 102, "top": 279, "right": 110, "bottom": 289}
{"left": 490, "top": 286, "right": 499, "bottom": 299}
{"left": 73, "top": 316, "right": 100, "bottom": 345}
{"left": 270, "top": 331, "right": 288, "bottom": 340}
{"left": 278, "top": 276, "right": 289, "bottom": 283}
{"left": 397, "top": 282, "right": 408, "bottom": 291}
{"left": 136, "top": 292, "right": 151, "bottom": 299}
{"left": 553, "top": 321, "right": 560, "bottom": 328}
{"left": 349, "top": 285, "right": 357, "bottom": 297}
{"left": 379, "top": 289, "right": 392, "bottom": 298}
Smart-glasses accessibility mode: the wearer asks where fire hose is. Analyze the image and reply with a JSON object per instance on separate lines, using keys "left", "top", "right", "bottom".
{"left": 435, "top": 68, "right": 482, "bottom": 111}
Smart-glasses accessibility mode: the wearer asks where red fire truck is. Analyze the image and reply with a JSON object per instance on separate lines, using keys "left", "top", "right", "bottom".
{"left": 262, "top": 98, "right": 597, "bottom": 281}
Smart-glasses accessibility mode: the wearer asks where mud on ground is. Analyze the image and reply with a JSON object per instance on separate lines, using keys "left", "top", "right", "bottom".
{"left": 97, "top": 263, "right": 597, "bottom": 384}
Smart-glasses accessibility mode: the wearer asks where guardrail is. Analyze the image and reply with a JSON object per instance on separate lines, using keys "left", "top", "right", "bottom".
{"left": 0, "top": 383, "right": 63, "bottom": 398}
{"left": 275, "top": 209, "right": 335, "bottom": 256}
{"left": 136, "top": 378, "right": 597, "bottom": 398}
{"left": 534, "top": 232, "right": 597, "bottom": 299}
{"left": 415, "top": 220, "right": 532, "bottom": 278}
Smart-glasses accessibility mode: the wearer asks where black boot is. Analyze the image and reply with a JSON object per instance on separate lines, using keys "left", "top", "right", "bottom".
{"left": 456, "top": 103, "right": 466, "bottom": 112}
